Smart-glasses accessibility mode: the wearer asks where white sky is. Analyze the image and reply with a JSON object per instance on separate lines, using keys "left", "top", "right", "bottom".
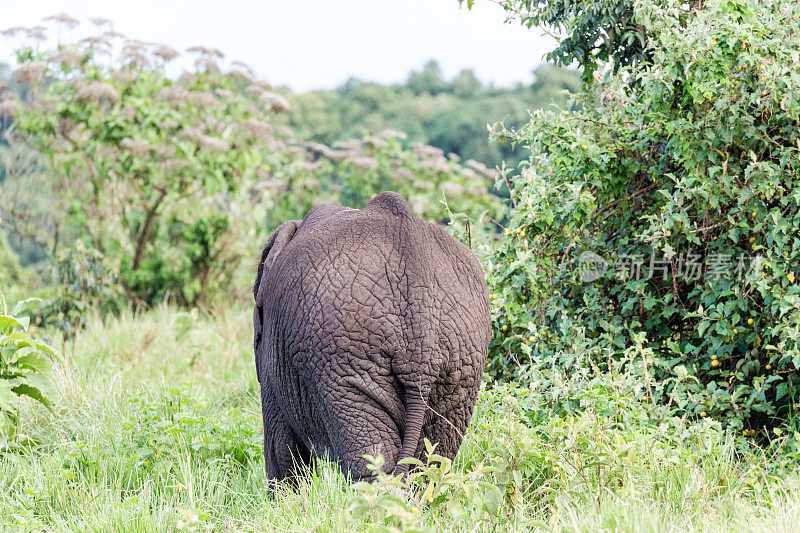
{"left": 0, "top": 0, "right": 556, "bottom": 92}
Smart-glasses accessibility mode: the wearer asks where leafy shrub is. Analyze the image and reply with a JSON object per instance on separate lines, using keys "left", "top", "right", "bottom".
{"left": 39, "top": 241, "right": 118, "bottom": 340}
{"left": 0, "top": 232, "right": 24, "bottom": 287}
{"left": 0, "top": 296, "right": 58, "bottom": 446}
{"left": 0, "top": 132, "right": 52, "bottom": 269}
{"left": 121, "top": 387, "right": 261, "bottom": 471}
{"left": 52, "top": 386, "right": 261, "bottom": 501}
{"left": 483, "top": 0, "right": 800, "bottom": 433}
{"left": 464, "top": 0, "right": 646, "bottom": 81}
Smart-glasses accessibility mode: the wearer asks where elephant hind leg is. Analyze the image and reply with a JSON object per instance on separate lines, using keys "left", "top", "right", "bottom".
{"left": 322, "top": 390, "right": 403, "bottom": 481}
{"left": 418, "top": 401, "right": 472, "bottom": 462}
{"left": 264, "top": 425, "right": 311, "bottom": 484}
{"left": 262, "top": 389, "right": 311, "bottom": 484}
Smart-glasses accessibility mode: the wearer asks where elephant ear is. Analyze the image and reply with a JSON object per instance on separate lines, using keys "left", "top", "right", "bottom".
{"left": 254, "top": 220, "right": 300, "bottom": 382}
{"left": 253, "top": 220, "right": 301, "bottom": 301}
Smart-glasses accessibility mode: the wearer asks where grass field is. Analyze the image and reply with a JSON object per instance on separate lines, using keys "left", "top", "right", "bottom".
{"left": 2, "top": 305, "right": 800, "bottom": 532}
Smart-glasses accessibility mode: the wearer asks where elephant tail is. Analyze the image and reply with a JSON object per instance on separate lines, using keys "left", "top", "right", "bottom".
{"left": 393, "top": 388, "right": 427, "bottom": 477}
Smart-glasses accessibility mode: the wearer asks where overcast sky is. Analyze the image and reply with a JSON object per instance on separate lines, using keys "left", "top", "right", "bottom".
{"left": 0, "top": 0, "right": 556, "bottom": 92}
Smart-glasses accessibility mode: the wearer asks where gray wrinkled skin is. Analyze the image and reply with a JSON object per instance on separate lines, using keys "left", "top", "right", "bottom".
{"left": 253, "top": 192, "right": 490, "bottom": 482}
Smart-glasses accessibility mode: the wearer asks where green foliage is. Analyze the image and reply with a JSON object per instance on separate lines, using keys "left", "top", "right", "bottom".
{"left": 477, "top": 0, "right": 649, "bottom": 80}
{"left": 344, "top": 379, "right": 795, "bottom": 531}
{"left": 0, "top": 62, "right": 24, "bottom": 151}
{"left": 0, "top": 231, "right": 26, "bottom": 290}
{"left": 0, "top": 135, "right": 52, "bottom": 269}
{"left": 406, "top": 60, "right": 451, "bottom": 96}
{"left": 3, "top": 23, "right": 509, "bottom": 309}
{"left": 0, "top": 296, "right": 58, "bottom": 446}
{"left": 281, "top": 63, "right": 580, "bottom": 171}
{"left": 346, "top": 441, "right": 500, "bottom": 532}
{"left": 484, "top": 0, "right": 800, "bottom": 432}
{"left": 121, "top": 387, "right": 261, "bottom": 475}
{"left": 39, "top": 241, "right": 117, "bottom": 338}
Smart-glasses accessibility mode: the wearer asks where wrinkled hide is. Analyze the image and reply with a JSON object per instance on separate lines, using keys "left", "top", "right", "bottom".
{"left": 253, "top": 192, "right": 490, "bottom": 481}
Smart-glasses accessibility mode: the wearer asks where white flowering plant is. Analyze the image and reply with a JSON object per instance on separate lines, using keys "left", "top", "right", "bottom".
{"left": 266, "top": 132, "right": 503, "bottom": 230}
{"left": 3, "top": 18, "right": 292, "bottom": 307}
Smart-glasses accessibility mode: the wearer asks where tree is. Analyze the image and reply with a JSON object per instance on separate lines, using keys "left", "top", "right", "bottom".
{"left": 463, "top": 0, "right": 648, "bottom": 80}
{"left": 407, "top": 60, "right": 449, "bottom": 96}
{"left": 451, "top": 69, "right": 482, "bottom": 99}
{"left": 3, "top": 18, "right": 506, "bottom": 309}
{"left": 281, "top": 64, "right": 580, "bottom": 171}
{"left": 5, "top": 20, "right": 291, "bottom": 306}
{"left": 484, "top": 0, "right": 800, "bottom": 431}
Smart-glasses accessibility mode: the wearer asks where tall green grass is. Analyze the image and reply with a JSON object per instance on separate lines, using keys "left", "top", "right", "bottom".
{"left": 1, "top": 305, "right": 798, "bottom": 531}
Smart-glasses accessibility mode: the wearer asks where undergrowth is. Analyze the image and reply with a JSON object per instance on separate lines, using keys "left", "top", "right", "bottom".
{"left": 0, "top": 305, "right": 799, "bottom": 531}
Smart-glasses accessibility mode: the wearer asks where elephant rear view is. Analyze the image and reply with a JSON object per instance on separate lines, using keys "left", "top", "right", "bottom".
{"left": 253, "top": 191, "right": 490, "bottom": 481}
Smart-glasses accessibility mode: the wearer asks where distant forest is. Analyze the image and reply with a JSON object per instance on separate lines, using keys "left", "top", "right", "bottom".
{"left": 280, "top": 60, "right": 580, "bottom": 171}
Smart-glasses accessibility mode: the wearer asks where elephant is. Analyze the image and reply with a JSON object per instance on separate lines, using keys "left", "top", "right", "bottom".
{"left": 253, "top": 191, "right": 490, "bottom": 482}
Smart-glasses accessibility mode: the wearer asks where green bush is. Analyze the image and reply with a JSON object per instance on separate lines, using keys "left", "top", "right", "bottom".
{"left": 0, "top": 231, "right": 26, "bottom": 290}
{"left": 39, "top": 241, "right": 118, "bottom": 340}
{"left": 0, "top": 296, "right": 58, "bottom": 446}
{"left": 120, "top": 387, "right": 261, "bottom": 475}
{"left": 484, "top": 0, "right": 800, "bottom": 434}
